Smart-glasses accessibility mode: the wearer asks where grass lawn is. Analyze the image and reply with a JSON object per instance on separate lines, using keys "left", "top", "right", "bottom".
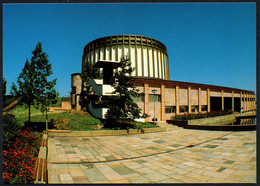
{"left": 8, "top": 104, "right": 159, "bottom": 131}
{"left": 8, "top": 105, "right": 101, "bottom": 131}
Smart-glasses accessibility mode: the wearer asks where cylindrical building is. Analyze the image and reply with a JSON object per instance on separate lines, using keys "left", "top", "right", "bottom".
{"left": 82, "top": 35, "right": 170, "bottom": 80}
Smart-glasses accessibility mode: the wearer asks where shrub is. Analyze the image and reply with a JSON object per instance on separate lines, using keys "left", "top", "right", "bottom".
{"left": 172, "top": 110, "right": 233, "bottom": 120}
{"left": 3, "top": 114, "right": 21, "bottom": 149}
{"left": 53, "top": 118, "right": 70, "bottom": 130}
{"left": 104, "top": 118, "right": 135, "bottom": 129}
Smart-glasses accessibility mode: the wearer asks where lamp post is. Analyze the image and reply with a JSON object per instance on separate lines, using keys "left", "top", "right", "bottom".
{"left": 152, "top": 89, "right": 157, "bottom": 125}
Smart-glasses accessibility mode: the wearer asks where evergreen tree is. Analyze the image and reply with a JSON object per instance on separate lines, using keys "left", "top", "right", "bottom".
{"left": 13, "top": 42, "right": 59, "bottom": 124}
{"left": 105, "top": 55, "right": 146, "bottom": 127}
{"left": 10, "top": 82, "right": 18, "bottom": 96}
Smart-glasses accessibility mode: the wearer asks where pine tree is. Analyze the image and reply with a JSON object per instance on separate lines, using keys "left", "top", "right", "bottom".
{"left": 13, "top": 42, "right": 59, "bottom": 124}
{"left": 105, "top": 55, "right": 146, "bottom": 127}
{"left": 10, "top": 82, "right": 18, "bottom": 96}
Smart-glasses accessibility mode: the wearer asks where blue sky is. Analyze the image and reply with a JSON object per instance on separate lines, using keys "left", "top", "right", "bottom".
{"left": 3, "top": 3, "right": 256, "bottom": 97}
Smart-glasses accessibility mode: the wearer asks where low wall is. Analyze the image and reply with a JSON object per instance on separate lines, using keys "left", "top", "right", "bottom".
{"left": 48, "top": 127, "right": 166, "bottom": 137}
{"left": 166, "top": 113, "right": 256, "bottom": 131}
{"left": 188, "top": 114, "right": 236, "bottom": 126}
{"left": 61, "top": 102, "right": 71, "bottom": 110}
{"left": 47, "top": 102, "right": 71, "bottom": 113}
{"left": 167, "top": 114, "right": 236, "bottom": 127}
{"left": 185, "top": 124, "right": 256, "bottom": 131}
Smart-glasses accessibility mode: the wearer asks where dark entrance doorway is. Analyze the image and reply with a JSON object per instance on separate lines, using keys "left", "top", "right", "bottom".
{"left": 224, "top": 97, "right": 232, "bottom": 111}
{"left": 210, "top": 97, "right": 222, "bottom": 111}
{"left": 234, "top": 97, "right": 241, "bottom": 112}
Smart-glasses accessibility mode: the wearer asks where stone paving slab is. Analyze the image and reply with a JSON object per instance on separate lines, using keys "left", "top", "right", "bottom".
{"left": 48, "top": 124, "right": 256, "bottom": 183}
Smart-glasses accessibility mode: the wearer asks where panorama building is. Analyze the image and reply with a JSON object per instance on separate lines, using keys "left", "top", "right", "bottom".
{"left": 71, "top": 35, "right": 255, "bottom": 122}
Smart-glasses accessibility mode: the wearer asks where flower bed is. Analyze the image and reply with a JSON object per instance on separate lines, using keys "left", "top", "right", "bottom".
{"left": 171, "top": 110, "right": 234, "bottom": 120}
{"left": 3, "top": 129, "right": 41, "bottom": 184}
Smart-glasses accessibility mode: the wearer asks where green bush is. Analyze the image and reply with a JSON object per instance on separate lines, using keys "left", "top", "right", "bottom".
{"left": 103, "top": 118, "right": 157, "bottom": 130}
{"left": 3, "top": 114, "right": 21, "bottom": 149}
{"left": 171, "top": 110, "right": 234, "bottom": 120}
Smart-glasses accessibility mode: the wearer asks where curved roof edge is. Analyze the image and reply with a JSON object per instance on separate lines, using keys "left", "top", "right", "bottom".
{"left": 83, "top": 34, "right": 167, "bottom": 53}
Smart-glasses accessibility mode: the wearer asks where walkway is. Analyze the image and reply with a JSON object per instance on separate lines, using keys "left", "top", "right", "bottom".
{"left": 47, "top": 123, "right": 256, "bottom": 183}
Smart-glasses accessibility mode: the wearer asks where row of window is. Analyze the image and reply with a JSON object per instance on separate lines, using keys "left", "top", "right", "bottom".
{"left": 132, "top": 94, "right": 161, "bottom": 102}
{"left": 165, "top": 105, "right": 208, "bottom": 113}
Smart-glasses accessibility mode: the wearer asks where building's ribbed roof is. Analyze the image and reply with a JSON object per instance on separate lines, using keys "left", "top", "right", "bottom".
{"left": 83, "top": 34, "right": 167, "bottom": 53}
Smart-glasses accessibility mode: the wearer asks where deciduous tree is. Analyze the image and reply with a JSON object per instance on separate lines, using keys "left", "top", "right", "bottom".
{"left": 12, "top": 42, "right": 59, "bottom": 124}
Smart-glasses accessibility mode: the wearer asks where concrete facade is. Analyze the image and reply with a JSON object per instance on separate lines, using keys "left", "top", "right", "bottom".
{"left": 134, "top": 78, "right": 255, "bottom": 122}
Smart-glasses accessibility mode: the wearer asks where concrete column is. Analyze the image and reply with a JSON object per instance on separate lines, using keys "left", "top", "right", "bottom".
{"left": 207, "top": 88, "right": 210, "bottom": 112}
{"left": 254, "top": 95, "right": 256, "bottom": 110}
{"left": 249, "top": 94, "right": 251, "bottom": 111}
{"left": 161, "top": 84, "right": 165, "bottom": 121}
{"left": 198, "top": 88, "right": 201, "bottom": 112}
{"left": 243, "top": 93, "right": 245, "bottom": 112}
{"left": 188, "top": 87, "right": 191, "bottom": 114}
{"left": 144, "top": 83, "right": 149, "bottom": 121}
{"left": 244, "top": 92, "right": 247, "bottom": 112}
{"left": 250, "top": 94, "right": 252, "bottom": 111}
{"left": 251, "top": 94, "right": 253, "bottom": 111}
{"left": 253, "top": 96, "right": 255, "bottom": 111}
{"left": 232, "top": 91, "right": 234, "bottom": 112}
{"left": 247, "top": 93, "right": 249, "bottom": 111}
{"left": 75, "top": 95, "right": 81, "bottom": 111}
{"left": 240, "top": 92, "right": 243, "bottom": 113}
{"left": 248, "top": 93, "right": 250, "bottom": 111}
{"left": 176, "top": 86, "right": 179, "bottom": 115}
{"left": 221, "top": 90, "right": 224, "bottom": 111}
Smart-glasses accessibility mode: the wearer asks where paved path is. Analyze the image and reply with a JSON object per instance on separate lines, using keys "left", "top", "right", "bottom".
{"left": 47, "top": 123, "right": 256, "bottom": 183}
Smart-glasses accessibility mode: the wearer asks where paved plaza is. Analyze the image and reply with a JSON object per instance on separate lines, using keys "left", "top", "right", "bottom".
{"left": 47, "top": 123, "right": 256, "bottom": 183}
